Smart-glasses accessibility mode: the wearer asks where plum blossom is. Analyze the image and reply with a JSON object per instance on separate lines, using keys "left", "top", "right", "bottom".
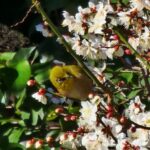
{"left": 32, "top": 89, "right": 47, "bottom": 105}
{"left": 79, "top": 101, "right": 98, "bottom": 126}
{"left": 116, "top": 138, "right": 148, "bottom": 150}
{"left": 130, "top": 112, "right": 150, "bottom": 128}
{"left": 125, "top": 96, "right": 146, "bottom": 117}
{"left": 88, "top": 3, "right": 108, "bottom": 34}
{"left": 81, "top": 130, "right": 109, "bottom": 150}
{"left": 127, "top": 127, "right": 150, "bottom": 147}
{"left": 139, "top": 27, "right": 150, "bottom": 51}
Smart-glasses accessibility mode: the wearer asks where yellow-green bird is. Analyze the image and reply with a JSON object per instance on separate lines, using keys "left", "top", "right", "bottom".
{"left": 49, "top": 65, "right": 93, "bottom": 100}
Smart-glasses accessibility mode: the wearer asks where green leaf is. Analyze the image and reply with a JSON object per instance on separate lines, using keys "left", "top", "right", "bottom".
{"left": 119, "top": 72, "right": 133, "bottom": 83}
{"left": 110, "top": 0, "right": 118, "bottom": 3}
{"left": 0, "top": 91, "right": 7, "bottom": 105}
{"left": 0, "top": 52, "right": 15, "bottom": 61}
{"left": 127, "top": 89, "right": 142, "bottom": 99}
{"left": 115, "top": 92, "right": 126, "bottom": 100}
{"left": 46, "top": 108, "right": 58, "bottom": 121}
{"left": 9, "top": 60, "right": 31, "bottom": 92}
{"left": 34, "top": 69, "right": 50, "bottom": 83}
{"left": 32, "top": 108, "right": 45, "bottom": 126}
{"left": 32, "top": 109, "right": 39, "bottom": 126}
{"left": 15, "top": 89, "right": 26, "bottom": 109}
{"left": 67, "top": 106, "right": 80, "bottom": 114}
{"left": 32, "top": 62, "right": 51, "bottom": 83}
{"left": 38, "top": 108, "right": 45, "bottom": 120}
{"left": 9, "top": 47, "right": 36, "bottom": 63}
{"left": 21, "top": 111, "right": 30, "bottom": 120}
{"left": 122, "top": 0, "right": 129, "bottom": 5}
{"left": 8, "top": 128, "right": 24, "bottom": 143}
{"left": 6, "top": 47, "right": 34, "bottom": 92}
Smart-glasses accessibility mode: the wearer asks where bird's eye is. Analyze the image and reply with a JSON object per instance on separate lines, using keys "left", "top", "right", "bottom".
{"left": 66, "top": 72, "right": 73, "bottom": 78}
{"left": 56, "top": 77, "right": 66, "bottom": 83}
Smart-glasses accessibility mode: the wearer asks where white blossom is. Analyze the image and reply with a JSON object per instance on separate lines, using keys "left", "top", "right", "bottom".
{"left": 88, "top": 2, "right": 109, "bottom": 34}
{"left": 127, "top": 127, "right": 150, "bottom": 147}
{"left": 32, "top": 92, "right": 47, "bottom": 105}
{"left": 81, "top": 130, "right": 109, "bottom": 150}
{"left": 131, "top": 112, "right": 150, "bottom": 127}
{"left": 139, "top": 27, "right": 150, "bottom": 51}
{"left": 125, "top": 96, "right": 146, "bottom": 117}
{"left": 128, "top": 37, "right": 140, "bottom": 51}
{"left": 79, "top": 101, "right": 97, "bottom": 127}
{"left": 118, "top": 10, "right": 132, "bottom": 29}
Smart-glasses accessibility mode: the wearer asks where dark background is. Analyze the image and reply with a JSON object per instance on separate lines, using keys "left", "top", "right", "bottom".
{"left": 0, "top": 0, "right": 87, "bottom": 62}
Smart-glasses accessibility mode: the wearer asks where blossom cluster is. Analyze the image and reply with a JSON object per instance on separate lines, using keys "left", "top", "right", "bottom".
{"left": 62, "top": 0, "right": 150, "bottom": 60}
{"left": 60, "top": 95, "right": 150, "bottom": 150}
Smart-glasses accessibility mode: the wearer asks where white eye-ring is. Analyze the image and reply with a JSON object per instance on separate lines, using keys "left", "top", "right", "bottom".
{"left": 56, "top": 77, "right": 66, "bottom": 83}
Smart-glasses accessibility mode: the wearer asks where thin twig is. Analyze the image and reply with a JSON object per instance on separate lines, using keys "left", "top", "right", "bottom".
{"left": 129, "top": 119, "right": 150, "bottom": 130}
{"left": 10, "top": 2, "right": 38, "bottom": 28}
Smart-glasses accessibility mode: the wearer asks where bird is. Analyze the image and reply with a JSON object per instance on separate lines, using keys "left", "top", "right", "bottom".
{"left": 49, "top": 65, "right": 93, "bottom": 100}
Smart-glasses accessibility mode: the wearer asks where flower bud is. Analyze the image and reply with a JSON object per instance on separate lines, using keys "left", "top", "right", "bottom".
{"left": 38, "top": 88, "right": 46, "bottom": 95}
{"left": 119, "top": 116, "right": 127, "bottom": 124}
{"left": 106, "top": 104, "right": 113, "bottom": 112}
{"left": 26, "top": 138, "right": 35, "bottom": 149}
{"left": 124, "top": 49, "right": 132, "bottom": 55}
{"left": 106, "top": 112, "right": 113, "bottom": 118}
{"left": 70, "top": 115, "right": 78, "bottom": 121}
{"left": 35, "top": 140, "right": 43, "bottom": 149}
{"left": 77, "top": 127, "right": 85, "bottom": 133}
{"left": 69, "top": 132, "right": 77, "bottom": 139}
{"left": 46, "top": 136, "right": 54, "bottom": 143}
{"left": 55, "top": 106, "right": 64, "bottom": 114}
{"left": 27, "top": 80, "right": 36, "bottom": 86}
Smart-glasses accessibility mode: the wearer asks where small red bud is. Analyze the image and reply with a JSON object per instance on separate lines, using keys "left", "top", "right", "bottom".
{"left": 70, "top": 115, "right": 78, "bottom": 121}
{"left": 64, "top": 115, "right": 70, "bottom": 121}
{"left": 46, "top": 136, "right": 54, "bottom": 143}
{"left": 124, "top": 49, "right": 132, "bottom": 55}
{"left": 77, "top": 127, "right": 85, "bottom": 133}
{"left": 38, "top": 88, "right": 46, "bottom": 95}
{"left": 114, "top": 45, "right": 119, "bottom": 51}
{"left": 27, "top": 80, "right": 36, "bottom": 86}
{"left": 117, "top": 80, "right": 125, "bottom": 87}
{"left": 26, "top": 138, "right": 35, "bottom": 148}
{"left": 88, "top": 93, "right": 94, "bottom": 99}
{"left": 35, "top": 140, "right": 43, "bottom": 149}
{"left": 70, "top": 132, "right": 77, "bottom": 138}
{"left": 106, "top": 112, "right": 113, "bottom": 118}
{"left": 106, "top": 105, "right": 113, "bottom": 112}
{"left": 130, "top": 126, "right": 136, "bottom": 132}
{"left": 30, "top": 138, "right": 35, "bottom": 144}
{"left": 90, "top": 7, "right": 97, "bottom": 13}
{"left": 112, "top": 35, "right": 119, "bottom": 40}
{"left": 55, "top": 106, "right": 64, "bottom": 114}
{"left": 63, "top": 133, "right": 68, "bottom": 140}
{"left": 119, "top": 116, "right": 126, "bottom": 124}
